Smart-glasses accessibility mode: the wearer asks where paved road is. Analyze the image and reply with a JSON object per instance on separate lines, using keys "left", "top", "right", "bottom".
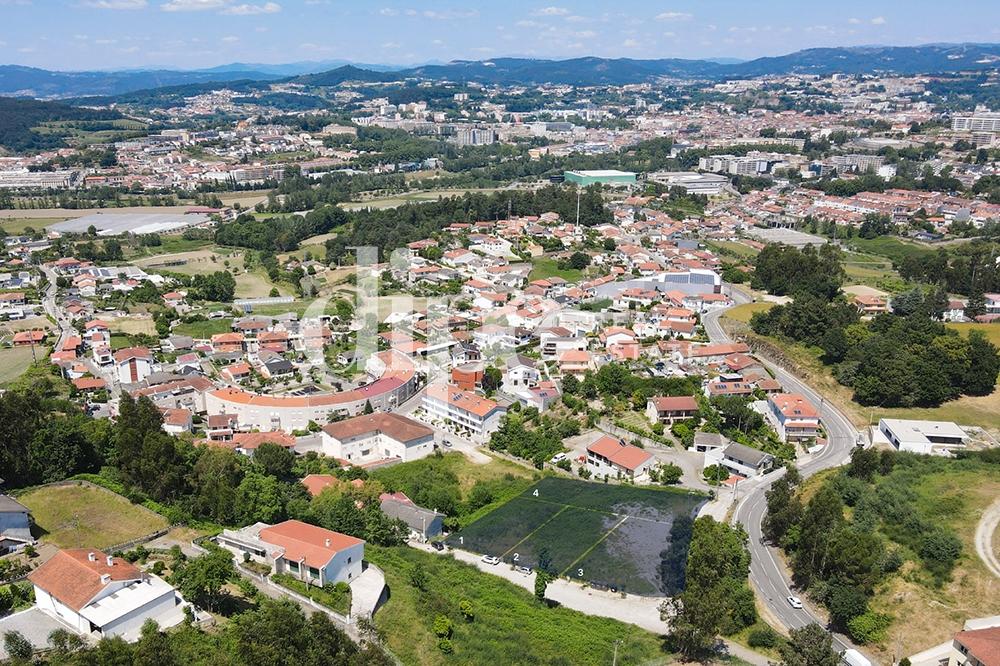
{"left": 705, "top": 287, "right": 867, "bottom": 658}
{"left": 41, "top": 265, "right": 75, "bottom": 352}
{"left": 975, "top": 498, "right": 1000, "bottom": 579}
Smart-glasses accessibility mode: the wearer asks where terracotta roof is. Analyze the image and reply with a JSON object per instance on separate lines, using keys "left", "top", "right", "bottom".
{"left": 72, "top": 377, "right": 107, "bottom": 391}
{"left": 301, "top": 474, "right": 339, "bottom": 497}
{"left": 587, "top": 435, "right": 653, "bottom": 471}
{"left": 955, "top": 627, "right": 1000, "bottom": 666}
{"left": 113, "top": 346, "right": 151, "bottom": 363}
{"left": 649, "top": 396, "right": 698, "bottom": 412}
{"left": 425, "top": 382, "right": 502, "bottom": 418}
{"left": 769, "top": 393, "right": 819, "bottom": 419}
{"left": 323, "top": 412, "right": 433, "bottom": 444}
{"left": 257, "top": 520, "right": 363, "bottom": 569}
{"left": 28, "top": 549, "right": 142, "bottom": 612}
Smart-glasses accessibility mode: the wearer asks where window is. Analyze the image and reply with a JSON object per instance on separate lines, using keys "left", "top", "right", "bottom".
{"left": 347, "top": 557, "right": 352, "bottom": 564}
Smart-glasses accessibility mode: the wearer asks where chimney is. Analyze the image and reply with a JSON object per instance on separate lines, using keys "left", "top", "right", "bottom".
{"left": 325, "top": 538, "right": 331, "bottom": 547}
{"left": 100, "top": 574, "right": 110, "bottom": 584}
{"left": 88, "top": 552, "right": 96, "bottom": 562}
{"left": 106, "top": 555, "right": 114, "bottom": 567}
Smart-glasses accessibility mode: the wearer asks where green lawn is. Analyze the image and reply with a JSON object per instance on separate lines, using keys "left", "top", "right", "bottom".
{"left": 528, "top": 257, "right": 583, "bottom": 282}
{"left": 842, "top": 250, "right": 901, "bottom": 289}
{"left": 723, "top": 302, "right": 774, "bottom": 324}
{"left": 172, "top": 318, "right": 233, "bottom": 339}
{"left": 271, "top": 573, "right": 351, "bottom": 615}
{"left": 17, "top": 482, "right": 169, "bottom": 550}
{"left": 368, "top": 545, "right": 671, "bottom": 666}
{"left": 947, "top": 322, "right": 1000, "bottom": 347}
{"left": 705, "top": 240, "right": 760, "bottom": 260}
{"left": 0, "top": 346, "right": 40, "bottom": 385}
{"left": 0, "top": 216, "right": 70, "bottom": 234}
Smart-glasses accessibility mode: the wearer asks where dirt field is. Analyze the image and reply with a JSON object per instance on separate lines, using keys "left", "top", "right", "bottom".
{"left": 842, "top": 285, "right": 890, "bottom": 298}
{"left": 107, "top": 317, "right": 156, "bottom": 335}
{"left": 17, "top": 482, "right": 169, "bottom": 550}
{"left": 135, "top": 249, "right": 243, "bottom": 276}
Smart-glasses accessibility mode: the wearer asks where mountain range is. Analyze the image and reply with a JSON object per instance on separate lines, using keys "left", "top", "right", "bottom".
{"left": 2, "top": 43, "right": 999, "bottom": 99}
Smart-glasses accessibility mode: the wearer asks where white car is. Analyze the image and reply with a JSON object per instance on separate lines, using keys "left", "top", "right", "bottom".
{"left": 550, "top": 453, "right": 567, "bottom": 464}
{"left": 787, "top": 596, "right": 803, "bottom": 609}
{"left": 481, "top": 555, "right": 501, "bottom": 566}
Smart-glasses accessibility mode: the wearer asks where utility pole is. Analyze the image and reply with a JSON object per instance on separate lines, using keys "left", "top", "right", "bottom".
{"left": 576, "top": 188, "right": 581, "bottom": 227}
{"left": 612, "top": 639, "right": 623, "bottom": 666}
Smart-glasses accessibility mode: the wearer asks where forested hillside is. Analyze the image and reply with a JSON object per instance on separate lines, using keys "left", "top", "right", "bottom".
{"left": 0, "top": 97, "right": 123, "bottom": 152}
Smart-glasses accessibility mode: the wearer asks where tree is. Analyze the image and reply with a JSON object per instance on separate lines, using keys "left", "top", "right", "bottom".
{"left": 235, "top": 472, "right": 284, "bottom": 524}
{"left": 966, "top": 289, "right": 987, "bottom": 319}
{"left": 253, "top": 442, "right": 295, "bottom": 479}
{"left": 826, "top": 581, "right": 869, "bottom": 627}
{"left": 779, "top": 624, "right": 841, "bottom": 666}
{"left": 792, "top": 486, "right": 845, "bottom": 587}
{"left": 482, "top": 366, "right": 502, "bottom": 393}
{"left": 190, "top": 447, "right": 244, "bottom": 524}
{"left": 3, "top": 630, "right": 33, "bottom": 662}
{"left": 534, "top": 571, "right": 549, "bottom": 601}
{"left": 763, "top": 476, "right": 803, "bottom": 546}
{"left": 963, "top": 331, "right": 1000, "bottom": 396}
{"left": 173, "top": 547, "right": 235, "bottom": 611}
{"left": 846, "top": 446, "right": 879, "bottom": 482}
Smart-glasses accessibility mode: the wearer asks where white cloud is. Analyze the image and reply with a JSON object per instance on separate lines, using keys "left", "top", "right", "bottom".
{"left": 532, "top": 6, "right": 568, "bottom": 16}
{"left": 622, "top": 37, "right": 640, "bottom": 48}
{"left": 378, "top": 7, "right": 398, "bottom": 16}
{"left": 83, "top": 0, "right": 147, "bottom": 8}
{"left": 870, "top": 16, "right": 886, "bottom": 25}
{"left": 574, "top": 30, "right": 596, "bottom": 39}
{"left": 848, "top": 17, "right": 861, "bottom": 24}
{"left": 381, "top": 41, "right": 401, "bottom": 48}
{"left": 222, "top": 2, "right": 280, "bottom": 14}
{"left": 656, "top": 11, "right": 691, "bottom": 21}
{"left": 421, "top": 9, "right": 477, "bottom": 19}
{"left": 160, "top": 0, "right": 226, "bottom": 10}
{"left": 221, "top": 35, "right": 239, "bottom": 42}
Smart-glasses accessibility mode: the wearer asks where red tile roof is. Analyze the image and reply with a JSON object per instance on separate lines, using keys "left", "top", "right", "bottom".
{"left": 301, "top": 474, "right": 339, "bottom": 497}
{"left": 258, "top": 520, "right": 363, "bottom": 569}
{"left": 28, "top": 549, "right": 142, "bottom": 612}
{"left": 587, "top": 435, "right": 653, "bottom": 471}
{"left": 955, "top": 627, "right": 1000, "bottom": 666}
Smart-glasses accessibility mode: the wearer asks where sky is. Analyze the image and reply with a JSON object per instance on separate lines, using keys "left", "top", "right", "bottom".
{"left": 1, "top": 0, "right": 999, "bottom": 71}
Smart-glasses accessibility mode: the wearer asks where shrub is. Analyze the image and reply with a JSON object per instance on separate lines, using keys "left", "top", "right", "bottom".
{"left": 433, "top": 614, "right": 452, "bottom": 639}
{"left": 747, "top": 625, "right": 779, "bottom": 649}
{"left": 847, "top": 612, "right": 891, "bottom": 644}
{"left": 437, "top": 638, "right": 454, "bottom": 654}
{"left": 459, "top": 599, "right": 474, "bottom": 622}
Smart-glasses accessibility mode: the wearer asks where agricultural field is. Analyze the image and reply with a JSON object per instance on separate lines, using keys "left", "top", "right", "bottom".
{"left": 0, "top": 216, "right": 69, "bottom": 234}
{"left": 339, "top": 187, "right": 498, "bottom": 211}
{"left": 0, "top": 346, "right": 40, "bottom": 385}
{"left": 107, "top": 317, "right": 156, "bottom": 336}
{"left": 172, "top": 318, "right": 233, "bottom": 339}
{"left": 368, "top": 545, "right": 672, "bottom": 666}
{"left": 16, "top": 482, "right": 169, "bottom": 550}
{"left": 841, "top": 250, "right": 901, "bottom": 290}
{"left": 705, "top": 240, "right": 760, "bottom": 260}
{"left": 845, "top": 236, "right": 935, "bottom": 266}
{"left": 447, "top": 477, "right": 704, "bottom": 595}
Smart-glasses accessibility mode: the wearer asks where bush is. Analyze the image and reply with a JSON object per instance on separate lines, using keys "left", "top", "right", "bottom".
{"left": 747, "top": 625, "right": 779, "bottom": 649}
{"left": 847, "top": 611, "right": 892, "bottom": 644}
{"left": 433, "top": 614, "right": 452, "bottom": 639}
{"left": 437, "top": 638, "right": 454, "bottom": 654}
{"left": 459, "top": 599, "right": 474, "bottom": 622}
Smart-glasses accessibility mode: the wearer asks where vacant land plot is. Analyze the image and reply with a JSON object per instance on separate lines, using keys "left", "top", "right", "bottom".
{"left": 368, "top": 545, "right": 670, "bottom": 666}
{"left": 0, "top": 216, "right": 69, "bottom": 234}
{"left": 529, "top": 257, "right": 583, "bottom": 282}
{"left": 448, "top": 477, "right": 704, "bottom": 595}
{"left": 107, "top": 317, "right": 156, "bottom": 335}
{"left": 947, "top": 322, "right": 1000, "bottom": 347}
{"left": 723, "top": 301, "right": 774, "bottom": 324}
{"left": 172, "top": 318, "right": 233, "bottom": 339}
{"left": 705, "top": 240, "right": 760, "bottom": 260}
{"left": 135, "top": 249, "right": 239, "bottom": 276}
{"left": 0, "top": 346, "right": 39, "bottom": 384}
{"left": 17, "top": 482, "right": 168, "bottom": 550}
{"left": 340, "top": 187, "right": 498, "bottom": 211}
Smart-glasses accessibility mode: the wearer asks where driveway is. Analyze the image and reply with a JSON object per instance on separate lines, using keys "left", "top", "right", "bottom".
{"left": 975, "top": 498, "right": 1000, "bottom": 579}
{"left": 0, "top": 608, "right": 78, "bottom": 659}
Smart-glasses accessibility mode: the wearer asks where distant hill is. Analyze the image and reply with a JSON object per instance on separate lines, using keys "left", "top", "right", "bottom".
{"left": 0, "top": 64, "right": 284, "bottom": 99}
{"left": 2, "top": 42, "right": 1000, "bottom": 100}
{"left": 0, "top": 97, "right": 123, "bottom": 152}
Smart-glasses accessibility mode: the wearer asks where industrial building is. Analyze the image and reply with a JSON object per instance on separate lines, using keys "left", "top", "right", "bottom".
{"left": 564, "top": 169, "right": 637, "bottom": 187}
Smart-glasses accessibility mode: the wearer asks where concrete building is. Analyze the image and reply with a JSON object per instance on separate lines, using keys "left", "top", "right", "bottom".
{"left": 217, "top": 520, "right": 364, "bottom": 586}
{"left": 647, "top": 171, "right": 729, "bottom": 195}
{"left": 875, "top": 418, "right": 968, "bottom": 456}
{"left": 29, "top": 549, "right": 186, "bottom": 640}
{"left": 952, "top": 112, "right": 1000, "bottom": 133}
{"left": 114, "top": 347, "right": 155, "bottom": 385}
{"left": 767, "top": 393, "right": 821, "bottom": 443}
{"left": 564, "top": 170, "right": 637, "bottom": 187}
{"left": 646, "top": 396, "right": 699, "bottom": 425}
{"left": 704, "top": 442, "right": 774, "bottom": 479}
{"left": 379, "top": 493, "right": 444, "bottom": 542}
{"left": 586, "top": 435, "right": 654, "bottom": 481}
{"left": 422, "top": 383, "right": 506, "bottom": 440}
{"left": 321, "top": 412, "right": 435, "bottom": 465}
{"left": 0, "top": 495, "right": 32, "bottom": 554}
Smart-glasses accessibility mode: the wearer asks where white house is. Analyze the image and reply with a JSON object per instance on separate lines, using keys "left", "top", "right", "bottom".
{"left": 321, "top": 412, "right": 435, "bottom": 465}
{"left": 767, "top": 393, "right": 821, "bottom": 443}
{"left": 704, "top": 442, "right": 774, "bottom": 479}
{"left": 646, "top": 395, "right": 699, "bottom": 425}
{"left": 217, "top": 520, "right": 364, "bottom": 587}
{"left": 875, "top": 418, "right": 967, "bottom": 456}
{"left": 29, "top": 549, "right": 186, "bottom": 640}
{"left": 503, "top": 354, "right": 540, "bottom": 394}
{"left": 586, "top": 435, "right": 654, "bottom": 481}
{"left": 422, "top": 382, "right": 506, "bottom": 440}
{"left": 0, "top": 495, "right": 32, "bottom": 554}
{"left": 114, "top": 347, "right": 155, "bottom": 384}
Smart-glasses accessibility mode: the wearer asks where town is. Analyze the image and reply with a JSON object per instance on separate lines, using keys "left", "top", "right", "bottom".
{"left": 1, "top": 8, "right": 1000, "bottom": 666}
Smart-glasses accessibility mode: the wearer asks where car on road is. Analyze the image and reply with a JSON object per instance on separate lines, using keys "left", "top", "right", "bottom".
{"left": 550, "top": 453, "right": 567, "bottom": 464}
{"left": 430, "top": 541, "right": 444, "bottom": 551}
{"left": 786, "top": 595, "right": 803, "bottom": 609}
{"left": 481, "top": 555, "right": 500, "bottom": 565}
{"left": 514, "top": 565, "right": 533, "bottom": 575}
{"left": 442, "top": 440, "right": 453, "bottom": 448}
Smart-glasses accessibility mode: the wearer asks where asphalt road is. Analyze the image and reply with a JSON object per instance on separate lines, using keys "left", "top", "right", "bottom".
{"left": 705, "top": 287, "right": 868, "bottom": 659}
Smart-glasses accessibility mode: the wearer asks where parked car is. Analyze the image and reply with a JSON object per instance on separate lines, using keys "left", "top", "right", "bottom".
{"left": 514, "top": 565, "right": 533, "bottom": 575}
{"left": 481, "top": 555, "right": 500, "bottom": 565}
{"left": 550, "top": 453, "right": 567, "bottom": 463}
{"left": 787, "top": 596, "right": 803, "bottom": 609}
{"left": 430, "top": 541, "right": 444, "bottom": 551}
{"left": 443, "top": 440, "right": 453, "bottom": 448}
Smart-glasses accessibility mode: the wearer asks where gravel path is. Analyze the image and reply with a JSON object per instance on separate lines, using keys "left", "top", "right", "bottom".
{"left": 975, "top": 498, "right": 1000, "bottom": 579}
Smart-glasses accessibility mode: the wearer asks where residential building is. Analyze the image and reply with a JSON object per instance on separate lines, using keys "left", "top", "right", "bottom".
{"left": 875, "top": 418, "right": 968, "bottom": 456}
{"left": 767, "top": 393, "right": 821, "bottom": 443}
{"left": 321, "top": 412, "right": 435, "bottom": 465}
{"left": 114, "top": 347, "right": 154, "bottom": 384}
{"left": 379, "top": 493, "right": 444, "bottom": 542}
{"left": 29, "top": 549, "right": 186, "bottom": 639}
{"left": 422, "top": 383, "right": 506, "bottom": 439}
{"left": 586, "top": 435, "right": 654, "bottom": 481}
{"left": 646, "top": 396, "right": 699, "bottom": 425}
{"left": 705, "top": 442, "right": 774, "bottom": 479}
{"left": 0, "top": 495, "right": 32, "bottom": 554}
{"left": 217, "top": 520, "right": 364, "bottom": 586}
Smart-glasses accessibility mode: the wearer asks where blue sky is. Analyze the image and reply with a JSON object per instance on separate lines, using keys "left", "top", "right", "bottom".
{"left": 1, "top": 0, "right": 999, "bottom": 70}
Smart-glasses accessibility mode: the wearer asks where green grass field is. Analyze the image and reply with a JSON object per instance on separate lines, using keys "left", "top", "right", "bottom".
{"left": 845, "top": 236, "right": 935, "bottom": 265}
{"left": 723, "top": 301, "right": 775, "bottom": 323}
{"left": 947, "top": 322, "right": 1000, "bottom": 347}
{"left": 528, "top": 257, "right": 583, "bottom": 282}
{"left": 368, "top": 545, "right": 671, "bottom": 666}
{"left": 447, "top": 477, "right": 704, "bottom": 595}
{"left": 705, "top": 240, "right": 760, "bottom": 260}
{"left": 0, "top": 216, "right": 69, "bottom": 234}
{"left": 17, "top": 482, "right": 169, "bottom": 549}
{"left": 172, "top": 318, "right": 233, "bottom": 339}
{"left": 0, "top": 346, "right": 40, "bottom": 385}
